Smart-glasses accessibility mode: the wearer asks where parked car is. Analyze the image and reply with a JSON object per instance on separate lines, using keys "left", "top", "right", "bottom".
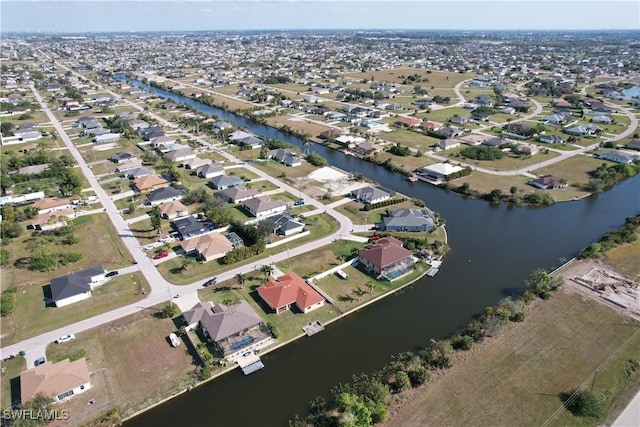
{"left": 154, "top": 251, "right": 169, "bottom": 260}
{"left": 294, "top": 199, "right": 305, "bottom": 206}
{"left": 202, "top": 277, "right": 217, "bottom": 287}
{"left": 55, "top": 334, "right": 75, "bottom": 344}
{"left": 34, "top": 357, "right": 46, "bottom": 366}
{"left": 106, "top": 271, "right": 119, "bottom": 277}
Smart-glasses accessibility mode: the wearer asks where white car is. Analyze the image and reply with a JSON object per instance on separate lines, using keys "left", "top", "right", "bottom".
{"left": 55, "top": 334, "right": 75, "bottom": 344}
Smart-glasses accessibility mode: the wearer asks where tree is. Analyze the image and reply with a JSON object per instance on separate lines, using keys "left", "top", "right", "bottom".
{"left": 235, "top": 273, "right": 246, "bottom": 288}
{"left": 509, "top": 186, "right": 518, "bottom": 196}
{"left": 562, "top": 388, "right": 606, "bottom": 419}
{"left": 181, "top": 257, "right": 194, "bottom": 271}
{"left": 150, "top": 206, "right": 162, "bottom": 232}
{"left": 14, "top": 393, "right": 56, "bottom": 426}
{"left": 1, "top": 121, "right": 14, "bottom": 136}
{"left": 366, "top": 281, "right": 374, "bottom": 294}
{"left": 394, "top": 371, "right": 411, "bottom": 393}
{"left": 162, "top": 303, "right": 177, "bottom": 318}
{"left": 305, "top": 153, "right": 328, "bottom": 166}
{"left": 261, "top": 264, "right": 274, "bottom": 278}
{"left": 127, "top": 202, "right": 136, "bottom": 214}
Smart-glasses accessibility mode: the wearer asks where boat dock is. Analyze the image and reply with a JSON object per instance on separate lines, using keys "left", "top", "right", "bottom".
{"left": 236, "top": 351, "right": 264, "bottom": 375}
{"left": 302, "top": 321, "right": 325, "bottom": 336}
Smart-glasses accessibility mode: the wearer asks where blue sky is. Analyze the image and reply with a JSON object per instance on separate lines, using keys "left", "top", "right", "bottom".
{"left": 1, "top": 1, "right": 639, "bottom": 33}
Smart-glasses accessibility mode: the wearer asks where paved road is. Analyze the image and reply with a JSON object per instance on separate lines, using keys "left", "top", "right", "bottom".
{"left": 0, "top": 73, "right": 355, "bottom": 360}
{"left": 613, "top": 391, "right": 640, "bottom": 427}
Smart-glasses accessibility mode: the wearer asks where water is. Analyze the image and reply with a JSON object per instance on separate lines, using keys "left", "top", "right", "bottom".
{"left": 120, "top": 75, "right": 640, "bottom": 426}
{"left": 622, "top": 85, "right": 640, "bottom": 100}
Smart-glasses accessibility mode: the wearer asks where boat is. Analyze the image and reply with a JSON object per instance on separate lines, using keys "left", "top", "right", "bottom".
{"left": 169, "top": 333, "right": 180, "bottom": 347}
{"left": 406, "top": 174, "right": 418, "bottom": 182}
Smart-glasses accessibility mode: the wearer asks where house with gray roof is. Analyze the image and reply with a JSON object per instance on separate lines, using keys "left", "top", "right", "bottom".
{"left": 350, "top": 186, "right": 392, "bottom": 204}
{"left": 597, "top": 151, "right": 639, "bottom": 164}
{"left": 268, "top": 148, "right": 302, "bottom": 167}
{"left": 269, "top": 212, "right": 305, "bottom": 236}
{"left": 196, "top": 162, "right": 225, "bottom": 179}
{"left": 210, "top": 174, "right": 244, "bottom": 190}
{"left": 50, "top": 266, "right": 106, "bottom": 307}
{"left": 215, "top": 186, "right": 261, "bottom": 204}
{"left": 182, "top": 301, "right": 271, "bottom": 358}
{"left": 381, "top": 209, "right": 435, "bottom": 232}
{"left": 241, "top": 196, "right": 287, "bottom": 218}
{"left": 146, "top": 186, "right": 183, "bottom": 206}
{"left": 124, "top": 166, "right": 153, "bottom": 179}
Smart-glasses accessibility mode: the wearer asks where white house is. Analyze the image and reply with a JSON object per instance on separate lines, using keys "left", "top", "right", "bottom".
{"left": 241, "top": 196, "right": 287, "bottom": 218}
{"left": 49, "top": 266, "right": 107, "bottom": 307}
{"left": 20, "top": 358, "right": 92, "bottom": 403}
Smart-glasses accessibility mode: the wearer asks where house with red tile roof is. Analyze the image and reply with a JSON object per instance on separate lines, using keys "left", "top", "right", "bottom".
{"left": 358, "top": 236, "right": 414, "bottom": 281}
{"left": 257, "top": 272, "right": 325, "bottom": 314}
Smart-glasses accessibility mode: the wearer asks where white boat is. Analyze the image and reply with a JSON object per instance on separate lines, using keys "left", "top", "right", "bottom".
{"left": 169, "top": 333, "right": 180, "bottom": 347}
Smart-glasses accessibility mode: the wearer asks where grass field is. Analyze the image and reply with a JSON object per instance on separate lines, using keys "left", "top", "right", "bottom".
{"left": 0, "top": 356, "right": 25, "bottom": 409}
{"left": 265, "top": 115, "right": 332, "bottom": 137}
{"left": 450, "top": 172, "right": 532, "bottom": 196}
{"left": 0, "top": 272, "right": 149, "bottom": 346}
{"left": 385, "top": 289, "right": 640, "bottom": 427}
{"left": 0, "top": 213, "right": 131, "bottom": 291}
{"left": 344, "top": 70, "right": 473, "bottom": 89}
{"left": 379, "top": 128, "right": 439, "bottom": 150}
{"left": 531, "top": 155, "right": 614, "bottom": 187}
{"left": 605, "top": 234, "right": 640, "bottom": 281}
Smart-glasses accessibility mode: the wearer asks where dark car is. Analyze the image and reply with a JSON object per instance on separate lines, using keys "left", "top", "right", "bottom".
{"left": 34, "top": 357, "right": 45, "bottom": 366}
{"left": 106, "top": 271, "right": 119, "bottom": 277}
{"left": 203, "top": 277, "right": 217, "bottom": 287}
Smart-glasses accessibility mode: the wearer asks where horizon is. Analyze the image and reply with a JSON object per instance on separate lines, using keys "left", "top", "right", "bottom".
{"left": 1, "top": 1, "right": 639, "bottom": 34}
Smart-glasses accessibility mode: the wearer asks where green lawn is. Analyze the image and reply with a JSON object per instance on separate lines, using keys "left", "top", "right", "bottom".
{"left": 0, "top": 272, "right": 149, "bottom": 346}
{"left": 226, "top": 167, "right": 259, "bottom": 180}
{"left": 0, "top": 214, "right": 132, "bottom": 291}
{"left": 0, "top": 356, "right": 26, "bottom": 409}
{"left": 605, "top": 233, "right": 640, "bottom": 281}
{"left": 379, "top": 128, "right": 439, "bottom": 150}
{"left": 158, "top": 213, "right": 339, "bottom": 285}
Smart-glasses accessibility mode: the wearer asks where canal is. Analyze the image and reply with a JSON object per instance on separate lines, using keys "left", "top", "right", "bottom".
{"left": 120, "top": 76, "right": 640, "bottom": 426}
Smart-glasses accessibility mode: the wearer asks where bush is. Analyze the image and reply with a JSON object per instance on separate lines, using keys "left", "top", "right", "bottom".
{"left": 408, "top": 366, "right": 430, "bottom": 386}
{"left": 460, "top": 145, "right": 505, "bottom": 160}
{"left": 0, "top": 286, "right": 17, "bottom": 316}
{"left": 305, "top": 153, "right": 327, "bottom": 166}
{"left": 452, "top": 334, "right": 474, "bottom": 350}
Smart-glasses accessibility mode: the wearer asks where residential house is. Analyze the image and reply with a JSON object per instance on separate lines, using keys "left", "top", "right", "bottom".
{"left": 158, "top": 200, "right": 189, "bottom": 220}
{"left": 124, "top": 166, "right": 153, "bottom": 179}
{"left": 564, "top": 125, "right": 601, "bottom": 137}
{"left": 146, "top": 186, "right": 183, "bottom": 206}
{"left": 182, "top": 301, "right": 271, "bottom": 358}
{"left": 109, "top": 152, "right": 137, "bottom": 163}
{"left": 350, "top": 186, "right": 392, "bottom": 204}
{"left": 268, "top": 148, "right": 302, "bottom": 167}
{"left": 116, "top": 158, "right": 143, "bottom": 173}
{"left": 28, "top": 208, "right": 75, "bottom": 231}
{"left": 591, "top": 115, "right": 612, "bottom": 125}
{"left": 269, "top": 212, "right": 305, "bottom": 236}
{"left": 381, "top": 209, "right": 434, "bottom": 232}
{"left": 420, "top": 121, "right": 443, "bottom": 132}
{"left": 528, "top": 175, "right": 565, "bottom": 190}
{"left": 172, "top": 216, "right": 215, "bottom": 240}
{"left": 180, "top": 232, "right": 233, "bottom": 262}
{"left": 353, "top": 141, "right": 383, "bottom": 156}
{"left": 358, "top": 236, "right": 414, "bottom": 281}
{"left": 416, "top": 163, "right": 464, "bottom": 183}
{"left": 482, "top": 137, "right": 506, "bottom": 148}
{"left": 49, "top": 266, "right": 106, "bottom": 307}
{"left": 20, "top": 358, "right": 91, "bottom": 403}
{"left": 395, "top": 117, "right": 421, "bottom": 128}
{"left": 241, "top": 196, "right": 287, "bottom": 218}
{"left": 196, "top": 162, "right": 225, "bottom": 179}
{"left": 133, "top": 174, "right": 170, "bottom": 193}
{"left": 93, "top": 133, "right": 121, "bottom": 144}
{"left": 433, "top": 126, "right": 463, "bottom": 139}
{"left": 539, "top": 134, "right": 565, "bottom": 144}
{"left": 183, "top": 158, "right": 211, "bottom": 170}
{"left": 150, "top": 135, "right": 176, "bottom": 147}
{"left": 437, "top": 139, "right": 462, "bottom": 150}
{"left": 165, "top": 148, "right": 196, "bottom": 163}
{"left": 210, "top": 175, "right": 244, "bottom": 190}
{"left": 597, "top": 151, "right": 639, "bottom": 164}
{"left": 18, "top": 164, "right": 50, "bottom": 175}
{"left": 542, "top": 114, "right": 568, "bottom": 125}
{"left": 216, "top": 187, "right": 261, "bottom": 204}
{"left": 257, "top": 272, "right": 325, "bottom": 314}
{"left": 514, "top": 143, "right": 540, "bottom": 156}
{"left": 31, "top": 198, "right": 74, "bottom": 215}
{"left": 625, "top": 140, "right": 640, "bottom": 151}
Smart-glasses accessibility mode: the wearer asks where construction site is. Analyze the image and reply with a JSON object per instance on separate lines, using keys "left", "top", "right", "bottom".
{"left": 556, "top": 259, "right": 640, "bottom": 320}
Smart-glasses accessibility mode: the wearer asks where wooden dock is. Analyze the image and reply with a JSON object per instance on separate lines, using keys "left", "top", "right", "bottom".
{"left": 302, "top": 321, "right": 325, "bottom": 336}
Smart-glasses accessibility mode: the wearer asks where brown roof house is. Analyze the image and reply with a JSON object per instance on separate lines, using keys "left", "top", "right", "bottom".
{"left": 31, "top": 198, "right": 74, "bottom": 215}
{"left": 182, "top": 301, "right": 272, "bottom": 359}
{"left": 257, "top": 272, "right": 325, "bottom": 314}
{"left": 20, "top": 358, "right": 91, "bottom": 403}
{"left": 358, "top": 236, "right": 414, "bottom": 281}
{"left": 159, "top": 200, "right": 189, "bottom": 219}
{"left": 28, "top": 208, "right": 76, "bottom": 231}
{"left": 133, "top": 174, "right": 170, "bottom": 193}
{"left": 180, "top": 232, "right": 233, "bottom": 262}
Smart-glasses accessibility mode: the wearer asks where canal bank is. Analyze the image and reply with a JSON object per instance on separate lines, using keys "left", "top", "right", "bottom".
{"left": 119, "top": 75, "right": 640, "bottom": 427}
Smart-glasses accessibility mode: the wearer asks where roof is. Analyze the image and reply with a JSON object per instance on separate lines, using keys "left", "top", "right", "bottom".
{"left": 382, "top": 209, "right": 434, "bottom": 230}
{"left": 20, "top": 358, "right": 91, "bottom": 403}
{"left": 199, "top": 301, "right": 263, "bottom": 342}
{"left": 146, "top": 186, "right": 182, "bottom": 203}
{"left": 420, "top": 162, "right": 463, "bottom": 176}
{"left": 134, "top": 174, "right": 169, "bottom": 191}
{"left": 180, "top": 232, "right": 233, "bottom": 259}
{"left": 183, "top": 301, "right": 214, "bottom": 326}
{"left": 31, "top": 197, "right": 71, "bottom": 211}
{"left": 216, "top": 186, "right": 261, "bottom": 202}
{"left": 172, "top": 216, "right": 213, "bottom": 237}
{"left": 270, "top": 212, "right": 305, "bottom": 233}
{"left": 50, "top": 265, "right": 105, "bottom": 302}
{"left": 196, "top": 162, "right": 224, "bottom": 176}
{"left": 159, "top": 200, "right": 188, "bottom": 217}
{"left": 210, "top": 174, "right": 243, "bottom": 189}
{"left": 241, "top": 196, "right": 287, "bottom": 215}
{"left": 358, "top": 236, "right": 413, "bottom": 270}
{"left": 351, "top": 186, "right": 391, "bottom": 203}
{"left": 257, "top": 272, "right": 324, "bottom": 311}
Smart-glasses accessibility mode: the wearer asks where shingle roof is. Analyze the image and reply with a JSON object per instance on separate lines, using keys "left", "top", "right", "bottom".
{"left": 199, "top": 301, "right": 263, "bottom": 342}
{"left": 20, "top": 358, "right": 91, "bottom": 403}
{"left": 146, "top": 186, "right": 182, "bottom": 203}
{"left": 49, "top": 266, "right": 105, "bottom": 301}
{"left": 358, "top": 237, "right": 413, "bottom": 270}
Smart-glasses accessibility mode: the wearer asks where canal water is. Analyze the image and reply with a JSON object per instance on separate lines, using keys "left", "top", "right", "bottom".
{"left": 120, "top": 76, "right": 640, "bottom": 426}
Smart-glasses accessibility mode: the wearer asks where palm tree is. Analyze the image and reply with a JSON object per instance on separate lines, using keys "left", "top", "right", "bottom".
{"left": 366, "top": 281, "right": 374, "bottom": 294}
{"left": 261, "top": 264, "right": 274, "bottom": 278}
{"left": 235, "top": 273, "right": 246, "bottom": 289}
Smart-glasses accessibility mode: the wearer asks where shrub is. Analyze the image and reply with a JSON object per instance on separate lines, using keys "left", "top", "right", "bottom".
{"left": 408, "top": 366, "right": 430, "bottom": 386}
{"left": 0, "top": 286, "right": 17, "bottom": 316}
{"left": 452, "top": 334, "right": 474, "bottom": 350}
{"left": 562, "top": 388, "right": 606, "bottom": 419}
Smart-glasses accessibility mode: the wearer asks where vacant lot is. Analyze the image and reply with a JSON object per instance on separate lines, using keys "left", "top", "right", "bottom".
{"left": 605, "top": 233, "right": 640, "bottom": 281}
{"left": 385, "top": 289, "right": 640, "bottom": 427}
{"left": 266, "top": 115, "right": 332, "bottom": 137}
{"left": 0, "top": 214, "right": 131, "bottom": 291}
{"left": 344, "top": 69, "right": 472, "bottom": 89}
{"left": 531, "top": 155, "right": 615, "bottom": 187}
{"left": 379, "top": 128, "right": 439, "bottom": 150}
{"left": 1, "top": 272, "right": 149, "bottom": 346}
{"left": 0, "top": 356, "right": 25, "bottom": 408}
{"left": 45, "top": 306, "right": 196, "bottom": 421}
